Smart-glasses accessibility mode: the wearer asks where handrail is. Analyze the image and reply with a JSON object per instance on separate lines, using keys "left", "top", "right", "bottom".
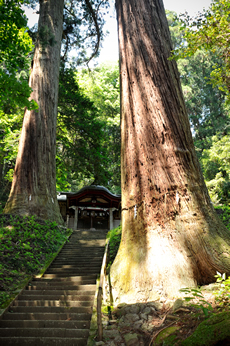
{"left": 97, "top": 239, "right": 110, "bottom": 341}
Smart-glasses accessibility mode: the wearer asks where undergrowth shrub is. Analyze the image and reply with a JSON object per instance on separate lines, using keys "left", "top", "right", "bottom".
{"left": 0, "top": 214, "right": 71, "bottom": 308}
{"left": 214, "top": 272, "right": 230, "bottom": 309}
{"left": 107, "top": 225, "right": 122, "bottom": 268}
{"left": 180, "top": 272, "right": 230, "bottom": 319}
{"left": 214, "top": 205, "right": 230, "bottom": 230}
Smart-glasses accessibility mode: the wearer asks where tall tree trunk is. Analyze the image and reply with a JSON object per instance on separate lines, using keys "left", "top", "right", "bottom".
{"left": 111, "top": 0, "right": 230, "bottom": 303}
{"left": 4, "top": 0, "right": 64, "bottom": 223}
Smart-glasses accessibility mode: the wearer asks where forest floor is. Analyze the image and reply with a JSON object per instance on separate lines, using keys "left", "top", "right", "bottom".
{"left": 97, "top": 285, "right": 230, "bottom": 345}
{"left": 0, "top": 214, "right": 71, "bottom": 310}
{"left": 1, "top": 212, "right": 230, "bottom": 345}
{"left": 101, "top": 207, "right": 230, "bottom": 345}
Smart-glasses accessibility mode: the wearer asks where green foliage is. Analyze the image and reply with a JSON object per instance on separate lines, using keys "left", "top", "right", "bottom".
{"left": 56, "top": 62, "right": 121, "bottom": 194}
{"left": 167, "top": 10, "right": 230, "bottom": 205}
{"left": 166, "top": 10, "right": 185, "bottom": 50}
{"left": 214, "top": 205, "right": 230, "bottom": 229}
{"left": 179, "top": 288, "right": 213, "bottom": 317}
{"left": 214, "top": 272, "right": 230, "bottom": 308}
{"left": 177, "top": 50, "right": 229, "bottom": 155}
{"left": 174, "top": 0, "right": 230, "bottom": 100}
{"left": 62, "top": 0, "right": 110, "bottom": 64}
{"left": 107, "top": 225, "right": 122, "bottom": 267}
{"left": 77, "top": 61, "right": 121, "bottom": 194}
{"left": 57, "top": 66, "right": 108, "bottom": 191}
{"left": 0, "top": 110, "right": 24, "bottom": 211}
{"left": 179, "top": 272, "right": 230, "bottom": 320}
{"left": 202, "top": 136, "right": 230, "bottom": 204}
{"left": 0, "top": 214, "right": 71, "bottom": 308}
{"left": 77, "top": 62, "right": 120, "bottom": 119}
{"left": 0, "top": 0, "right": 36, "bottom": 112}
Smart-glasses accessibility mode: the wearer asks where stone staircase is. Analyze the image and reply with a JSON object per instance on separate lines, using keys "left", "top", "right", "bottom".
{"left": 0, "top": 229, "right": 107, "bottom": 345}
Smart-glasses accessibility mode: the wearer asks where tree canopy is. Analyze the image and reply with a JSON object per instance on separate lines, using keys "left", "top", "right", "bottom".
{"left": 77, "top": 61, "right": 121, "bottom": 193}
{"left": 0, "top": 0, "right": 37, "bottom": 112}
{"left": 57, "top": 66, "right": 107, "bottom": 191}
{"left": 175, "top": 0, "right": 230, "bottom": 99}
{"left": 168, "top": 4, "right": 230, "bottom": 205}
{"left": 0, "top": 0, "right": 229, "bottom": 212}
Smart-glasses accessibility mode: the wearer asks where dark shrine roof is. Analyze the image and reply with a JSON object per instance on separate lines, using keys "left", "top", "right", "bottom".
{"left": 73, "top": 185, "right": 120, "bottom": 198}
{"left": 58, "top": 185, "right": 121, "bottom": 209}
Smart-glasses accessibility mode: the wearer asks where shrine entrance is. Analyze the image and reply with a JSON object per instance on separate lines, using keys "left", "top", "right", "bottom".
{"left": 77, "top": 209, "right": 109, "bottom": 230}
{"left": 58, "top": 185, "right": 121, "bottom": 231}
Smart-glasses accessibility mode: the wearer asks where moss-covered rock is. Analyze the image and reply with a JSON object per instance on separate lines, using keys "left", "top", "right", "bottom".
{"left": 154, "top": 325, "right": 180, "bottom": 345}
{"left": 181, "top": 311, "right": 230, "bottom": 346}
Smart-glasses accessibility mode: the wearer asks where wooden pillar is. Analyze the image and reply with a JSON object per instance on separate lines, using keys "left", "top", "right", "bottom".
{"left": 91, "top": 214, "right": 93, "bottom": 229}
{"left": 73, "top": 206, "right": 78, "bottom": 230}
{"left": 66, "top": 214, "right": 69, "bottom": 229}
{"left": 109, "top": 208, "right": 113, "bottom": 230}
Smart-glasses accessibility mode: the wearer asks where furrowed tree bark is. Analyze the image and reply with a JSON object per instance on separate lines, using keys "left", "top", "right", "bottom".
{"left": 111, "top": 0, "right": 230, "bottom": 302}
{"left": 4, "top": 0, "right": 64, "bottom": 223}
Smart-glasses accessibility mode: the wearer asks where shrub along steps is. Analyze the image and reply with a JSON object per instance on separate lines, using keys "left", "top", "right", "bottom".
{"left": 0, "top": 229, "right": 107, "bottom": 345}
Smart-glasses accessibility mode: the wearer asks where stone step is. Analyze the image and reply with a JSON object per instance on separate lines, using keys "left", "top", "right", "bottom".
{"left": 45, "top": 267, "right": 100, "bottom": 273}
{"left": 42, "top": 272, "right": 99, "bottom": 278}
{"left": 47, "top": 262, "right": 99, "bottom": 266}
{"left": 55, "top": 253, "right": 103, "bottom": 256}
{"left": 0, "top": 337, "right": 86, "bottom": 345}
{"left": 19, "top": 285, "right": 95, "bottom": 297}
{"left": 30, "top": 280, "right": 96, "bottom": 286}
{"left": 55, "top": 249, "right": 104, "bottom": 252}
{"left": 50, "top": 259, "right": 103, "bottom": 264}
{"left": 17, "top": 294, "right": 95, "bottom": 301}
{"left": 48, "top": 264, "right": 101, "bottom": 269}
{"left": 33, "top": 275, "right": 97, "bottom": 282}
{"left": 38, "top": 274, "right": 97, "bottom": 280}
{"left": 26, "top": 284, "right": 96, "bottom": 291}
{"left": 59, "top": 245, "right": 105, "bottom": 249}
{"left": 0, "top": 319, "right": 90, "bottom": 329}
{"left": 12, "top": 300, "right": 92, "bottom": 307}
{"left": 56, "top": 248, "right": 102, "bottom": 251}
{"left": 60, "top": 246, "right": 104, "bottom": 249}
{"left": 0, "top": 229, "right": 107, "bottom": 346}
{"left": 60, "top": 244, "right": 104, "bottom": 247}
{"left": 0, "top": 327, "right": 89, "bottom": 338}
{"left": 44, "top": 270, "right": 100, "bottom": 274}
{"left": 58, "top": 250, "right": 104, "bottom": 254}
{"left": 61, "top": 250, "right": 104, "bottom": 252}
{"left": 51, "top": 259, "right": 102, "bottom": 263}
{"left": 8, "top": 306, "right": 92, "bottom": 314}
{"left": 59, "top": 248, "right": 104, "bottom": 251}
{"left": 29, "top": 281, "right": 96, "bottom": 287}
{"left": 53, "top": 254, "right": 103, "bottom": 258}
{"left": 59, "top": 244, "right": 105, "bottom": 247}
{"left": 56, "top": 254, "right": 103, "bottom": 258}
{"left": 2, "top": 312, "right": 91, "bottom": 321}
{"left": 58, "top": 253, "right": 104, "bottom": 256}
{"left": 58, "top": 254, "right": 99, "bottom": 256}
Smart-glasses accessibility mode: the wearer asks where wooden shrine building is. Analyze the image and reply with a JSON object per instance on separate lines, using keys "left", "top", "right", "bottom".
{"left": 58, "top": 185, "right": 121, "bottom": 230}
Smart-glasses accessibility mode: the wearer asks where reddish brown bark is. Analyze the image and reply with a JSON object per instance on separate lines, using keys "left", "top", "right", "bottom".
{"left": 111, "top": 0, "right": 230, "bottom": 302}
{"left": 4, "top": 0, "right": 64, "bottom": 223}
